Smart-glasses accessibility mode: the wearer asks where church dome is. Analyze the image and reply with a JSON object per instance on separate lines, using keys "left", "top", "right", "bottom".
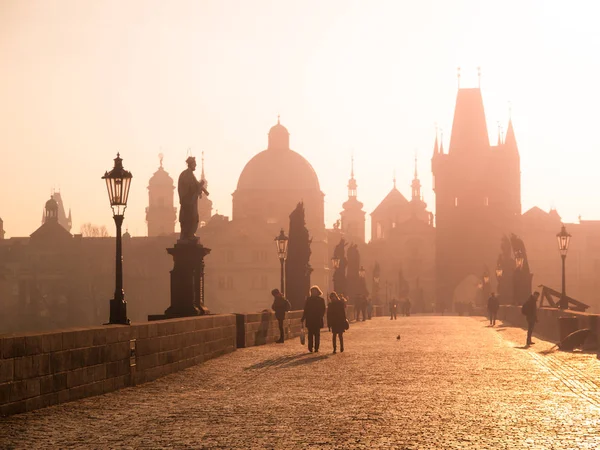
{"left": 236, "top": 120, "right": 321, "bottom": 191}
{"left": 45, "top": 196, "right": 58, "bottom": 212}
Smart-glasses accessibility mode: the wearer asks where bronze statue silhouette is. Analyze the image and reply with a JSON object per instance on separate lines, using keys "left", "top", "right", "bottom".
{"left": 178, "top": 156, "right": 209, "bottom": 242}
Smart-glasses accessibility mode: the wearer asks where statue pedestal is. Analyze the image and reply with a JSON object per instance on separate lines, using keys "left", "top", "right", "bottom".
{"left": 149, "top": 241, "right": 211, "bottom": 321}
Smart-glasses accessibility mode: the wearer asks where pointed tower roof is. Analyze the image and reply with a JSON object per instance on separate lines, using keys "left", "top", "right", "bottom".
{"left": 448, "top": 88, "right": 490, "bottom": 155}
{"left": 411, "top": 154, "right": 422, "bottom": 202}
{"left": 201, "top": 150, "right": 208, "bottom": 186}
{"left": 432, "top": 132, "right": 439, "bottom": 158}
{"left": 371, "top": 183, "right": 409, "bottom": 217}
{"left": 504, "top": 119, "right": 519, "bottom": 153}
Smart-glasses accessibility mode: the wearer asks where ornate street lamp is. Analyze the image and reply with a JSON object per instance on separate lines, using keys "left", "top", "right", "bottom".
{"left": 557, "top": 224, "right": 571, "bottom": 309}
{"left": 514, "top": 250, "right": 524, "bottom": 270}
{"left": 495, "top": 265, "right": 503, "bottom": 279}
{"left": 483, "top": 272, "right": 490, "bottom": 284}
{"left": 359, "top": 266, "right": 366, "bottom": 278}
{"left": 331, "top": 257, "right": 340, "bottom": 269}
{"left": 102, "top": 153, "right": 132, "bottom": 325}
{"left": 274, "top": 229, "right": 289, "bottom": 295}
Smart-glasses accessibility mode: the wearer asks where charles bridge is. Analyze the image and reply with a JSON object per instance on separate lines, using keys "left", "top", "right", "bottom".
{"left": 1, "top": 306, "right": 600, "bottom": 449}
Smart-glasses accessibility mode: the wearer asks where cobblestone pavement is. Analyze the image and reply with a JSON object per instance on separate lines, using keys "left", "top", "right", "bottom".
{"left": 2, "top": 316, "right": 600, "bottom": 449}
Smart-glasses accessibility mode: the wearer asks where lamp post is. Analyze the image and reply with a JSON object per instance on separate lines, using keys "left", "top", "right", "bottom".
{"left": 274, "top": 229, "right": 289, "bottom": 295}
{"left": 556, "top": 224, "right": 571, "bottom": 309}
{"left": 102, "top": 153, "right": 132, "bottom": 325}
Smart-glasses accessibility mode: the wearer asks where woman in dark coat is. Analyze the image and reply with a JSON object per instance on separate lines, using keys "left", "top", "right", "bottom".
{"left": 327, "top": 292, "right": 347, "bottom": 353}
{"left": 301, "top": 286, "right": 326, "bottom": 352}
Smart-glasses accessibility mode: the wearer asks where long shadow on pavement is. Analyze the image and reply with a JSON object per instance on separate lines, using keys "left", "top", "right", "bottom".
{"left": 244, "top": 353, "right": 307, "bottom": 371}
{"left": 279, "top": 354, "right": 329, "bottom": 368}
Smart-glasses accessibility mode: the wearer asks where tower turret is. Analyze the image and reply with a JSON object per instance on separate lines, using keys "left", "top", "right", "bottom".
{"left": 340, "top": 155, "right": 365, "bottom": 243}
{"left": 146, "top": 154, "right": 177, "bottom": 236}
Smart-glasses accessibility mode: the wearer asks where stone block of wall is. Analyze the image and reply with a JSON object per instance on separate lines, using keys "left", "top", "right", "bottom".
{"left": 0, "top": 314, "right": 236, "bottom": 416}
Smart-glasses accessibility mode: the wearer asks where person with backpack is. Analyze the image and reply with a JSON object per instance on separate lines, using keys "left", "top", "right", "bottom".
{"left": 271, "top": 288, "right": 291, "bottom": 343}
{"left": 301, "top": 286, "right": 326, "bottom": 352}
{"left": 327, "top": 292, "right": 347, "bottom": 354}
{"left": 521, "top": 292, "right": 539, "bottom": 346}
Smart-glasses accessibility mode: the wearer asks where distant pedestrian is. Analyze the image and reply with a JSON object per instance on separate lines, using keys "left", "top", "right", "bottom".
{"left": 404, "top": 298, "right": 411, "bottom": 316}
{"left": 521, "top": 292, "right": 539, "bottom": 346}
{"left": 271, "top": 288, "right": 291, "bottom": 343}
{"left": 301, "top": 286, "right": 326, "bottom": 353}
{"left": 327, "top": 292, "right": 347, "bottom": 353}
{"left": 389, "top": 298, "right": 398, "bottom": 320}
{"left": 487, "top": 293, "right": 499, "bottom": 326}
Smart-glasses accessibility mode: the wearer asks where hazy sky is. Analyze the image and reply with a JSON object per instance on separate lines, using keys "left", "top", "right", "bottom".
{"left": 2, "top": 0, "right": 600, "bottom": 238}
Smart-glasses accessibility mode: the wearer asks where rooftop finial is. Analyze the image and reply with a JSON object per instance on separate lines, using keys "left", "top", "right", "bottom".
{"left": 477, "top": 66, "right": 481, "bottom": 88}
{"left": 351, "top": 151, "right": 354, "bottom": 179}
{"left": 277, "top": 114, "right": 280, "bottom": 125}
{"left": 457, "top": 67, "right": 461, "bottom": 89}
{"left": 201, "top": 150, "right": 206, "bottom": 181}
{"left": 414, "top": 151, "right": 418, "bottom": 179}
{"left": 393, "top": 169, "right": 396, "bottom": 189}
{"left": 159, "top": 152, "right": 164, "bottom": 168}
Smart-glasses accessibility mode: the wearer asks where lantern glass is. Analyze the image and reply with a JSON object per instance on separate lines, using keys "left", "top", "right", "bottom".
{"left": 359, "top": 266, "right": 366, "bottom": 278}
{"left": 515, "top": 252, "right": 524, "bottom": 269}
{"left": 483, "top": 274, "right": 490, "bottom": 284}
{"left": 274, "top": 229, "right": 288, "bottom": 260}
{"left": 102, "top": 153, "right": 132, "bottom": 216}
{"left": 556, "top": 225, "right": 571, "bottom": 257}
{"left": 373, "top": 276, "right": 380, "bottom": 283}
{"left": 495, "top": 267, "right": 503, "bottom": 278}
{"left": 331, "top": 257, "right": 340, "bottom": 269}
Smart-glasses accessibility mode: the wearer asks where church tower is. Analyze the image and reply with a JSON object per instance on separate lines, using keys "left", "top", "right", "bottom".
{"left": 0, "top": 217, "right": 5, "bottom": 240}
{"left": 146, "top": 155, "right": 177, "bottom": 236}
{"left": 340, "top": 156, "right": 366, "bottom": 243}
{"left": 432, "top": 85, "right": 521, "bottom": 310}
{"left": 197, "top": 151, "right": 213, "bottom": 227}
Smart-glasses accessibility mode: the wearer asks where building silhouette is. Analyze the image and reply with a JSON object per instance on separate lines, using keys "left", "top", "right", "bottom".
{"left": 146, "top": 156, "right": 177, "bottom": 237}
{"left": 432, "top": 87, "right": 521, "bottom": 309}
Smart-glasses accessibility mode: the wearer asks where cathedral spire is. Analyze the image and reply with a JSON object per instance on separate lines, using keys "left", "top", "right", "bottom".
{"left": 411, "top": 154, "right": 421, "bottom": 201}
{"left": 201, "top": 150, "right": 207, "bottom": 185}
{"left": 348, "top": 154, "right": 357, "bottom": 198}
{"left": 504, "top": 118, "right": 519, "bottom": 154}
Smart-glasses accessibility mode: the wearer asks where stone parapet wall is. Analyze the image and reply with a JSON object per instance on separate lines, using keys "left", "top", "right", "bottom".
{"left": 235, "top": 311, "right": 303, "bottom": 348}
{"left": 498, "top": 306, "right": 600, "bottom": 345}
{"left": 0, "top": 314, "right": 236, "bottom": 416}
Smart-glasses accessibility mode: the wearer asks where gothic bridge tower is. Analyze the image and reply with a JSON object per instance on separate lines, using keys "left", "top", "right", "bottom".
{"left": 431, "top": 86, "right": 521, "bottom": 309}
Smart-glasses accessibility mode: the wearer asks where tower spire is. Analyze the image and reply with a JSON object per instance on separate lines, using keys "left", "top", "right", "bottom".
{"left": 414, "top": 151, "right": 418, "bottom": 180}
{"left": 411, "top": 153, "right": 421, "bottom": 201}
{"left": 201, "top": 150, "right": 206, "bottom": 182}
{"left": 393, "top": 169, "right": 397, "bottom": 189}
{"left": 347, "top": 153, "right": 357, "bottom": 198}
